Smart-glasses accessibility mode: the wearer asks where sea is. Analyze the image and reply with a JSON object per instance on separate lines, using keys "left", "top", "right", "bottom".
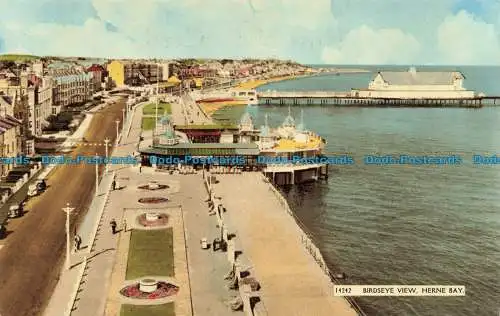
{"left": 217, "top": 66, "right": 500, "bottom": 316}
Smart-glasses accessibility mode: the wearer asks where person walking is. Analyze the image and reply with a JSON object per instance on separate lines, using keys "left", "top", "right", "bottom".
{"left": 110, "top": 219, "right": 117, "bottom": 234}
{"left": 74, "top": 234, "right": 82, "bottom": 251}
{"left": 122, "top": 218, "right": 127, "bottom": 232}
{"left": 112, "top": 179, "right": 116, "bottom": 190}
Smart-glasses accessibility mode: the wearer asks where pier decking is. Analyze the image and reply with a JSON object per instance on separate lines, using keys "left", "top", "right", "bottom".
{"left": 258, "top": 91, "right": 500, "bottom": 107}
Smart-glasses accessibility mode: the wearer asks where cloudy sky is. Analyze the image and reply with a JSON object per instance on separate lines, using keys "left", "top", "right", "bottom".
{"left": 0, "top": 0, "right": 499, "bottom": 65}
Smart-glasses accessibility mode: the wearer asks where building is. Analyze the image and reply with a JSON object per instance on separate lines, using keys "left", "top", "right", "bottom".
{"left": 352, "top": 68, "right": 475, "bottom": 99}
{"left": 26, "top": 76, "right": 53, "bottom": 136}
{"left": 107, "top": 60, "right": 161, "bottom": 87}
{"left": 50, "top": 68, "right": 94, "bottom": 110}
{"left": 0, "top": 95, "right": 22, "bottom": 176}
{"left": 87, "top": 64, "right": 105, "bottom": 92}
{"left": 160, "top": 63, "right": 173, "bottom": 81}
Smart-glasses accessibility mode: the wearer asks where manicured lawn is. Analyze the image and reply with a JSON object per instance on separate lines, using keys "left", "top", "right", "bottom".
{"left": 126, "top": 228, "right": 174, "bottom": 280}
{"left": 120, "top": 303, "right": 175, "bottom": 316}
{"left": 141, "top": 117, "right": 156, "bottom": 131}
{"left": 143, "top": 102, "right": 171, "bottom": 115}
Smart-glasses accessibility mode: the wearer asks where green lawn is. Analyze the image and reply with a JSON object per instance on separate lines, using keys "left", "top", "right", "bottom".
{"left": 120, "top": 303, "right": 175, "bottom": 316}
{"left": 143, "top": 103, "right": 171, "bottom": 115}
{"left": 141, "top": 117, "right": 156, "bottom": 131}
{"left": 126, "top": 228, "right": 174, "bottom": 280}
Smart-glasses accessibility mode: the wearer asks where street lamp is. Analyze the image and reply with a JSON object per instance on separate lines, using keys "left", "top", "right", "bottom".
{"left": 62, "top": 203, "right": 74, "bottom": 270}
{"left": 104, "top": 138, "right": 110, "bottom": 173}
{"left": 115, "top": 119, "right": 120, "bottom": 145}
{"left": 95, "top": 153, "right": 99, "bottom": 197}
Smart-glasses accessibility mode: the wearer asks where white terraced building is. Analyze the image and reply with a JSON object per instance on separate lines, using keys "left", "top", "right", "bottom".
{"left": 352, "top": 68, "right": 476, "bottom": 99}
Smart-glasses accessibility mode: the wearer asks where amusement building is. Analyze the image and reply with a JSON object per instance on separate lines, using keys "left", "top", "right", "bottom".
{"left": 139, "top": 107, "right": 329, "bottom": 185}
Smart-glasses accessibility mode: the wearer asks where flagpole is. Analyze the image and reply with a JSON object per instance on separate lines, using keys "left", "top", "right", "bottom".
{"left": 155, "top": 62, "right": 159, "bottom": 133}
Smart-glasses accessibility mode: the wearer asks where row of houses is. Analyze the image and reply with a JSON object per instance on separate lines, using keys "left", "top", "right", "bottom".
{"left": 0, "top": 60, "right": 110, "bottom": 170}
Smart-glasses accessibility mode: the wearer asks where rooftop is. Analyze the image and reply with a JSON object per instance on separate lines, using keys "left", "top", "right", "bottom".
{"left": 376, "top": 69, "right": 465, "bottom": 85}
{"left": 175, "top": 124, "right": 238, "bottom": 130}
{"left": 143, "top": 142, "right": 260, "bottom": 156}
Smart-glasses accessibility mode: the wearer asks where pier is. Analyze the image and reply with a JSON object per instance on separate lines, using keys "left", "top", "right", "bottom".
{"left": 258, "top": 91, "right": 500, "bottom": 107}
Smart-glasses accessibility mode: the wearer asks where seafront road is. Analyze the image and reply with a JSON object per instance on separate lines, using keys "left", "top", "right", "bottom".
{"left": 0, "top": 100, "right": 126, "bottom": 316}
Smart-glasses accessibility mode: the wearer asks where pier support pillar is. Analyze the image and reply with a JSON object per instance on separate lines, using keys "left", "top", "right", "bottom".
{"left": 290, "top": 171, "right": 294, "bottom": 185}
{"left": 272, "top": 172, "right": 275, "bottom": 183}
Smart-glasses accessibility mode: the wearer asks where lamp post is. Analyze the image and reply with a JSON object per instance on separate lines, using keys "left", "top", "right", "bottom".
{"left": 104, "top": 138, "right": 110, "bottom": 173}
{"left": 155, "top": 63, "right": 160, "bottom": 132}
{"left": 115, "top": 119, "right": 120, "bottom": 145}
{"left": 62, "top": 203, "right": 74, "bottom": 270}
{"left": 95, "top": 153, "right": 99, "bottom": 197}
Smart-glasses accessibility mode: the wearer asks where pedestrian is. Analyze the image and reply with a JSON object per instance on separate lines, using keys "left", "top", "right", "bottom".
{"left": 139, "top": 165, "right": 142, "bottom": 173}
{"left": 74, "top": 234, "right": 82, "bottom": 250}
{"left": 122, "top": 218, "right": 127, "bottom": 232}
{"left": 112, "top": 179, "right": 116, "bottom": 190}
{"left": 110, "top": 219, "right": 117, "bottom": 234}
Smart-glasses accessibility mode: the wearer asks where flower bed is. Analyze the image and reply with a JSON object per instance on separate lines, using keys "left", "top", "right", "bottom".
{"left": 138, "top": 213, "right": 169, "bottom": 227}
{"left": 120, "top": 281, "right": 179, "bottom": 299}
{"left": 138, "top": 184, "right": 169, "bottom": 190}
{"left": 138, "top": 197, "right": 169, "bottom": 204}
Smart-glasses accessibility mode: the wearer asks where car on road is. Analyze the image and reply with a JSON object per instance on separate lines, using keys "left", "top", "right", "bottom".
{"left": 200, "top": 238, "right": 209, "bottom": 249}
{"left": 28, "top": 179, "right": 47, "bottom": 197}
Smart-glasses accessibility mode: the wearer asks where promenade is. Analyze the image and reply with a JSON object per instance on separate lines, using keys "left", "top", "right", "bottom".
{"left": 211, "top": 173, "right": 359, "bottom": 316}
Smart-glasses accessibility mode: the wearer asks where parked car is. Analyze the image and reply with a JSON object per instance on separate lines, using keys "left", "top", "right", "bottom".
{"left": 27, "top": 184, "right": 38, "bottom": 197}
{"left": 200, "top": 238, "right": 209, "bottom": 249}
{"left": 0, "top": 224, "right": 6, "bottom": 239}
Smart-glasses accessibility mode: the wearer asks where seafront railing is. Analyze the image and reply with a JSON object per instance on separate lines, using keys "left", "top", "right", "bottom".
{"left": 261, "top": 174, "right": 367, "bottom": 316}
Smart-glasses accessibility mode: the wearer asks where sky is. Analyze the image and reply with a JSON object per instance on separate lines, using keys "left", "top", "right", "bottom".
{"left": 0, "top": 0, "right": 500, "bottom": 65}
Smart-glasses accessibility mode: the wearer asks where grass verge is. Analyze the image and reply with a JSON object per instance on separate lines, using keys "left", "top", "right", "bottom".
{"left": 126, "top": 228, "right": 174, "bottom": 280}
{"left": 120, "top": 303, "right": 175, "bottom": 316}
{"left": 143, "top": 103, "right": 171, "bottom": 115}
{"left": 141, "top": 117, "right": 155, "bottom": 131}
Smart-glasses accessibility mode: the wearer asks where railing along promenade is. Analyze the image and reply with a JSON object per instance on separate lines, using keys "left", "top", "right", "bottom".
{"left": 261, "top": 174, "right": 367, "bottom": 316}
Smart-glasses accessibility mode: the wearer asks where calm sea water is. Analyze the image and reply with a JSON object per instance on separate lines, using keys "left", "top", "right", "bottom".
{"left": 221, "top": 66, "right": 500, "bottom": 316}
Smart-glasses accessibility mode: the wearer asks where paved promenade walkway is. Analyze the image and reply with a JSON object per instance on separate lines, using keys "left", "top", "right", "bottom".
{"left": 176, "top": 175, "right": 235, "bottom": 316}
{"left": 213, "top": 173, "right": 359, "bottom": 316}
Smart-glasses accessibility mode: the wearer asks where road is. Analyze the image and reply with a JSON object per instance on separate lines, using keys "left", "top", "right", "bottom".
{"left": 0, "top": 99, "right": 126, "bottom": 316}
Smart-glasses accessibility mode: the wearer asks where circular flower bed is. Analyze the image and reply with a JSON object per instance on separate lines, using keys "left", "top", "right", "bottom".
{"left": 137, "top": 213, "right": 169, "bottom": 227}
{"left": 120, "top": 281, "right": 179, "bottom": 299}
{"left": 138, "top": 197, "right": 169, "bottom": 204}
{"left": 138, "top": 184, "right": 169, "bottom": 190}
